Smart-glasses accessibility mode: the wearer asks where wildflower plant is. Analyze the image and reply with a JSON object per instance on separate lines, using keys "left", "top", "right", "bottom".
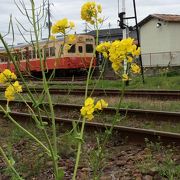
{"left": 80, "top": 97, "right": 108, "bottom": 121}
{"left": 96, "top": 38, "right": 141, "bottom": 81}
{"left": 0, "top": 1, "right": 141, "bottom": 180}
{"left": 81, "top": 2, "right": 103, "bottom": 25}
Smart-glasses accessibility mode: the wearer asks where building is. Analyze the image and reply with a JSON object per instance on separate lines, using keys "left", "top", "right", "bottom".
{"left": 87, "top": 28, "right": 137, "bottom": 42}
{"left": 87, "top": 28, "right": 122, "bottom": 42}
{"left": 138, "top": 14, "right": 180, "bottom": 67}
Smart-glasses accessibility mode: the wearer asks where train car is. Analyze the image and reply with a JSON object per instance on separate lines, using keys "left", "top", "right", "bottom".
{"left": 0, "top": 34, "right": 96, "bottom": 76}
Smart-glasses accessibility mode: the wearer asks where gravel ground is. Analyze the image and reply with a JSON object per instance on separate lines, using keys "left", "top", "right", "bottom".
{"left": 0, "top": 114, "right": 180, "bottom": 180}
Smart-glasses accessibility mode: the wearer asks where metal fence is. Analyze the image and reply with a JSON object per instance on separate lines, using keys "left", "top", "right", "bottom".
{"left": 141, "top": 51, "right": 180, "bottom": 67}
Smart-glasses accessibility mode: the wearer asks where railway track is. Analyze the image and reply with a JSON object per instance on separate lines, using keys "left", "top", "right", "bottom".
{"left": 19, "top": 75, "right": 115, "bottom": 82}
{"left": 0, "top": 110, "right": 180, "bottom": 145}
{"left": 46, "top": 88, "right": 180, "bottom": 100}
{"left": 0, "top": 87, "right": 179, "bottom": 100}
{"left": 0, "top": 99, "right": 179, "bottom": 123}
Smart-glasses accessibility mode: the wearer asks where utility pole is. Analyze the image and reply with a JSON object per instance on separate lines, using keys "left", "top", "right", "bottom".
{"left": 133, "top": 0, "right": 145, "bottom": 83}
{"left": 118, "top": 0, "right": 145, "bottom": 84}
{"left": 121, "top": 0, "right": 126, "bottom": 40}
{"left": 118, "top": 0, "right": 127, "bottom": 75}
{"left": 84, "top": 22, "right": 88, "bottom": 33}
{"left": 47, "top": 0, "right": 51, "bottom": 38}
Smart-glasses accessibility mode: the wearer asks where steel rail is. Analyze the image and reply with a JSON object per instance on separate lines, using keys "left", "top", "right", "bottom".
{"left": 0, "top": 110, "right": 179, "bottom": 145}
{"left": 0, "top": 87, "right": 179, "bottom": 100}
{"left": 0, "top": 100, "right": 179, "bottom": 122}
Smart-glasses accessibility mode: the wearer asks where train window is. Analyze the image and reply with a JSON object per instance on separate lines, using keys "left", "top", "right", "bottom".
{"left": 86, "top": 38, "right": 93, "bottom": 42}
{"left": 68, "top": 44, "right": 76, "bottom": 53}
{"left": 78, "top": 46, "right": 83, "bottom": 53}
{"left": 32, "top": 50, "right": 36, "bottom": 59}
{"left": 0, "top": 56, "right": 3, "bottom": 62}
{"left": 29, "top": 51, "right": 32, "bottom": 59}
{"left": 86, "top": 44, "right": 93, "bottom": 53}
{"left": 45, "top": 48, "right": 49, "bottom": 57}
{"left": 37, "top": 49, "right": 43, "bottom": 58}
{"left": 50, "top": 47, "right": 55, "bottom": 56}
{"left": 22, "top": 51, "right": 27, "bottom": 60}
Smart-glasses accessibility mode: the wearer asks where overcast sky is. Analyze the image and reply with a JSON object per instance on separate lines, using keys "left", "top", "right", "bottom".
{"left": 1, "top": 0, "right": 180, "bottom": 46}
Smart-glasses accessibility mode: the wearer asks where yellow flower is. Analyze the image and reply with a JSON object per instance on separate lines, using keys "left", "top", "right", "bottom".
{"left": 84, "top": 97, "right": 94, "bottom": 107}
{"left": 80, "top": 106, "right": 87, "bottom": 116}
{"left": 13, "top": 81, "right": 23, "bottom": 93}
{"left": 96, "top": 41, "right": 111, "bottom": 59}
{"left": 131, "top": 63, "right": 141, "bottom": 74}
{"left": 86, "top": 114, "right": 94, "bottom": 121}
{"left": 64, "top": 44, "right": 71, "bottom": 51}
{"left": 5, "top": 81, "right": 22, "bottom": 101}
{"left": 97, "top": 4, "right": 102, "bottom": 13}
{"left": 133, "top": 47, "right": 140, "bottom": 56}
{"left": 80, "top": 97, "right": 108, "bottom": 121}
{"left": 81, "top": 2, "right": 102, "bottom": 25}
{"left": 0, "top": 69, "right": 17, "bottom": 84}
{"left": 98, "top": 18, "right": 103, "bottom": 24}
{"left": 106, "top": 38, "right": 141, "bottom": 75}
{"left": 127, "top": 56, "right": 133, "bottom": 63}
{"left": 95, "top": 99, "right": 108, "bottom": 110}
{"left": 122, "top": 74, "right": 131, "bottom": 81}
{"left": 80, "top": 97, "right": 95, "bottom": 120}
{"left": 49, "top": 35, "right": 56, "bottom": 41}
{"left": 51, "top": 24, "right": 59, "bottom": 34}
{"left": 5, "top": 89, "right": 15, "bottom": 101}
{"left": 67, "top": 34, "right": 76, "bottom": 44}
{"left": 51, "top": 18, "right": 75, "bottom": 35}
{"left": 11, "top": 73, "right": 17, "bottom": 80}
{"left": 69, "top": 21, "right": 75, "bottom": 28}
{"left": 112, "top": 62, "right": 121, "bottom": 72}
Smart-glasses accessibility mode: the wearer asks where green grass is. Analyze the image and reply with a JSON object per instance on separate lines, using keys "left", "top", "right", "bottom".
{"left": 136, "top": 140, "right": 180, "bottom": 179}
{"left": 48, "top": 74, "right": 180, "bottom": 90}
{"left": 93, "top": 75, "right": 180, "bottom": 90}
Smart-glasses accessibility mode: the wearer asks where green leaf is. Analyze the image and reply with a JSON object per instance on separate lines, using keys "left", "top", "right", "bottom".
{"left": 57, "top": 168, "right": 64, "bottom": 180}
{"left": 42, "top": 121, "right": 48, "bottom": 126}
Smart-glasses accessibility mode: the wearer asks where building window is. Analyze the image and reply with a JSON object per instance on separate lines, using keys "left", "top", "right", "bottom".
{"left": 86, "top": 44, "right": 93, "bottom": 53}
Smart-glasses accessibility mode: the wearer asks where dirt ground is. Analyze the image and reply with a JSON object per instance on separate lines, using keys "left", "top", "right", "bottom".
{"left": 0, "top": 116, "right": 180, "bottom": 180}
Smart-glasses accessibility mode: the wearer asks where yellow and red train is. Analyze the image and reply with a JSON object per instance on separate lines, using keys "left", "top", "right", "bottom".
{"left": 0, "top": 34, "right": 96, "bottom": 75}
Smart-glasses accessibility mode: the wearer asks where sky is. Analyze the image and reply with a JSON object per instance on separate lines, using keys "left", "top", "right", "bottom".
{"left": 0, "top": 0, "right": 180, "bottom": 46}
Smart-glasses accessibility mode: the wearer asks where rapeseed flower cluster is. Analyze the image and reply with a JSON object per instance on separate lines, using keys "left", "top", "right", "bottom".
{"left": 0, "top": 69, "right": 22, "bottom": 102}
{"left": 81, "top": 1, "right": 103, "bottom": 25}
{"left": 67, "top": 34, "right": 76, "bottom": 44}
{"left": 80, "top": 97, "right": 108, "bottom": 121}
{"left": 5, "top": 81, "right": 22, "bottom": 101}
{"left": 0, "top": 69, "right": 17, "bottom": 84}
{"left": 96, "top": 38, "right": 141, "bottom": 80}
{"left": 51, "top": 18, "right": 75, "bottom": 35}
{"left": 96, "top": 42, "right": 111, "bottom": 59}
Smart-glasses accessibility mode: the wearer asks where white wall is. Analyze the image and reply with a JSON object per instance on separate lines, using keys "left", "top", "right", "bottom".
{"left": 140, "top": 18, "right": 180, "bottom": 67}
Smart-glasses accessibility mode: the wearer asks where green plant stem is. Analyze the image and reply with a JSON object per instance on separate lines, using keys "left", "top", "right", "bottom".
{"left": 90, "top": 58, "right": 107, "bottom": 96}
{"left": 92, "top": 83, "right": 125, "bottom": 179}
{"left": 72, "top": 47, "right": 95, "bottom": 180}
{"left": 18, "top": 93, "right": 57, "bottom": 164}
{"left": 0, "top": 105, "right": 50, "bottom": 154}
{"left": 73, "top": 21, "right": 99, "bottom": 180}
{"left": 30, "top": 1, "right": 58, "bottom": 178}
{"left": 0, "top": 146, "right": 23, "bottom": 180}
